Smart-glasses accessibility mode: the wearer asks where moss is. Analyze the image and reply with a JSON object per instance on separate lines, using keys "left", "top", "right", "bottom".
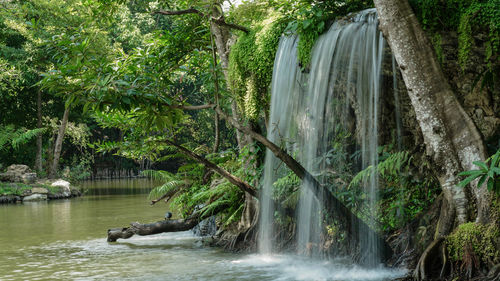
{"left": 431, "top": 33, "right": 444, "bottom": 65}
{"left": 446, "top": 222, "right": 499, "bottom": 266}
{"left": 228, "top": 12, "right": 287, "bottom": 120}
{"left": 410, "top": 0, "right": 500, "bottom": 71}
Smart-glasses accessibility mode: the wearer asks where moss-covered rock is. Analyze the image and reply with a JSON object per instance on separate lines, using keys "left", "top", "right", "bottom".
{"left": 446, "top": 222, "right": 500, "bottom": 269}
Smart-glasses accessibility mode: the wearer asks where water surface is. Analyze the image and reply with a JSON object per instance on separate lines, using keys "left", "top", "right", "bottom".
{"left": 0, "top": 179, "right": 406, "bottom": 280}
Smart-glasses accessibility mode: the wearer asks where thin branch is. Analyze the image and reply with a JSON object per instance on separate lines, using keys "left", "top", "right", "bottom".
{"left": 153, "top": 9, "right": 249, "bottom": 33}
{"left": 170, "top": 104, "right": 216, "bottom": 110}
{"left": 153, "top": 8, "right": 202, "bottom": 16}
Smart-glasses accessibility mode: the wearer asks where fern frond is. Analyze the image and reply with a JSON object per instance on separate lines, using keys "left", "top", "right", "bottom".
{"left": 349, "top": 151, "right": 412, "bottom": 188}
{"left": 224, "top": 204, "right": 244, "bottom": 226}
{"left": 11, "top": 128, "right": 46, "bottom": 149}
{"left": 201, "top": 199, "right": 231, "bottom": 217}
{"left": 141, "top": 170, "right": 176, "bottom": 181}
{"left": 147, "top": 180, "right": 186, "bottom": 200}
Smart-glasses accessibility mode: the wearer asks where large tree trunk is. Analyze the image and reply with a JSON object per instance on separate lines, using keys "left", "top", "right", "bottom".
{"left": 209, "top": 3, "right": 247, "bottom": 150}
{"left": 374, "top": 0, "right": 489, "bottom": 229}
{"left": 35, "top": 90, "right": 43, "bottom": 173}
{"left": 373, "top": 0, "right": 492, "bottom": 278}
{"left": 49, "top": 106, "right": 70, "bottom": 178}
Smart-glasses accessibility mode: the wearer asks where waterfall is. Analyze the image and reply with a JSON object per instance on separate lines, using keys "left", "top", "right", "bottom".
{"left": 259, "top": 8, "right": 388, "bottom": 265}
{"left": 259, "top": 35, "right": 303, "bottom": 254}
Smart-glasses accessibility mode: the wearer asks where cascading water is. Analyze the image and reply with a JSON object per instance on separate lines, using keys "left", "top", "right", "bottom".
{"left": 259, "top": 35, "right": 303, "bottom": 254}
{"left": 259, "top": 8, "right": 390, "bottom": 266}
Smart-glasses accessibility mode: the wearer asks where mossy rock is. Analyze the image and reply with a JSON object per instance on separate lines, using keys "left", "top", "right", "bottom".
{"left": 446, "top": 222, "right": 500, "bottom": 267}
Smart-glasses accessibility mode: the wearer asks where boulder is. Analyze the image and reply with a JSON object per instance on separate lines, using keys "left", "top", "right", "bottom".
{"left": 22, "top": 173, "right": 37, "bottom": 184}
{"left": 0, "top": 164, "right": 35, "bottom": 182}
{"left": 51, "top": 179, "right": 71, "bottom": 196}
{"left": 23, "top": 193, "right": 47, "bottom": 201}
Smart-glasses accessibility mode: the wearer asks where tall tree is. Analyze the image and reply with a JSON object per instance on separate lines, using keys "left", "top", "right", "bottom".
{"left": 48, "top": 106, "right": 70, "bottom": 178}
{"left": 373, "top": 0, "right": 493, "bottom": 278}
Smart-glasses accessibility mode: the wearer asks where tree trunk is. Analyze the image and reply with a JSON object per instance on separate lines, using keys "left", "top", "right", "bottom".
{"left": 373, "top": 0, "right": 493, "bottom": 278}
{"left": 209, "top": 4, "right": 246, "bottom": 150}
{"left": 374, "top": 0, "right": 490, "bottom": 230}
{"left": 35, "top": 90, "right": 43, "bottom": 173}
{"left": 49, "top": 106, "right": 70, "bottom": 179}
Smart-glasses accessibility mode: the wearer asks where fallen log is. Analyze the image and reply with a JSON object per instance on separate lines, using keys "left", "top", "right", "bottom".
{"left": 108, "top": 204, "right": 226, "bottom": 242}
{"left": 108, "top": 217, "right": 199, "bottom": 242}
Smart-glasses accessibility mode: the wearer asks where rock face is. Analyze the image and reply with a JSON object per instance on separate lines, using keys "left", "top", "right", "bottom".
{"left": 0, "top": 165, "right": 37, "bottom": 183}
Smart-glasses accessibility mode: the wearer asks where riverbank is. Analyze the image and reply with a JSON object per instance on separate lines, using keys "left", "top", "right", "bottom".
{"left": 0, "top": 180, "right": 82, "bottom": 204}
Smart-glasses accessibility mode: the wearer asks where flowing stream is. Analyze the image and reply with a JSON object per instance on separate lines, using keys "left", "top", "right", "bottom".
{"left": 0, "top": 179, "right": 405, "bottom": 280}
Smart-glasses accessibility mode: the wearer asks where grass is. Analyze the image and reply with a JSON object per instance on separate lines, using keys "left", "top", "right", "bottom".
{"left": 0, "top": 182, "right": 62, "bottom": 196}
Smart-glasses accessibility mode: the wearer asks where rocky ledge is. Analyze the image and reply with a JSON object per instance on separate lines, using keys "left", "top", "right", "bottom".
{"left": 0, "top": 164, "right": 82, "bottom": 204}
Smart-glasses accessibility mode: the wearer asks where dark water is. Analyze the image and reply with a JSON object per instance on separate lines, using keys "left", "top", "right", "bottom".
{"left": 0, "top": 179, "right": 406, "bottom": 280}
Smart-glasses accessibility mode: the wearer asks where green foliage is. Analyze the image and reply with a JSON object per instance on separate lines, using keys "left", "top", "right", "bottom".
{"left": 277, "top": 0, "right": 372, "bottom": 67}
{"left": 446, "top": 222, "right": 499, "bottom": 266}
{"left": 349, "top": 151, "right": 412, "bottom": 189}
{"left": 0, "top": 182, "right": 32, "bottom": 195}
{"left": 284, "top": 6, "right": 328, "bottom": 67}
{"left": 410, "top": 0, "right": 500, "bottom": 71}
{"left": 458, "top": 149, "right": 500, "bottom": 195}
{"left": 228, "top": 11, "right": 288, "bottom": 120}
{"left": 0, "top": 182, "right": 59, "bottom": 196}
{"left": 0, "top": 125, "right": 45, "bottom": 151}
{"left": 143, "top": 170, "right": 187, "bottom": 200}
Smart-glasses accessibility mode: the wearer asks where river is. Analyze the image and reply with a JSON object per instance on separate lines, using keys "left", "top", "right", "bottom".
{"left": 0, "top": 179, "right": 406, "bottom": 280}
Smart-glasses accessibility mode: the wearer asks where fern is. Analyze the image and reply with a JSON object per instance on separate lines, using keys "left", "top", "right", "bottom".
{"left": 0, "top": 125, "right": 45, "bottom": 151}
{"left": 224, "top": 204, "right": 244, "bottom": 226}
{"left": 11, "top": 128, "right": 46, "bottom": 149}
{"left": 142, "top": 170, "right": 187, "bottom": 200}
{"left": 349, "top": 151, "right": 412, "bottom": 188}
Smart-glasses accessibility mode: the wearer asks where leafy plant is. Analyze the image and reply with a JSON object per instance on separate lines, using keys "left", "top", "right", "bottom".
{"left": 143, "top": 170, "right": 187, "bottom": 200}
{"left": 0, "top": 125, "right": 45, "bottom": 151}
{"left": 458, "top": 150, "right": 500, "bottom": 195}
{"left": 348, "top": 151, "right": 412, "bottom": 188}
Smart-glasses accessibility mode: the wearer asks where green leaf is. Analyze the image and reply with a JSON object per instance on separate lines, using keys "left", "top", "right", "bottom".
{"left": 473, "top": 161, "right": 488, "bottom": 171}
{"left": 458, "top": 170, "right": 483, "bottom": 177}
{"left": 458, "top": 174, "right": 481, "bottom": 187}
{"left": 477, "top": 174, "right": 488, "bottom": 188}
{"left": 487, "top": 178, "right": 494, "bottom": 191}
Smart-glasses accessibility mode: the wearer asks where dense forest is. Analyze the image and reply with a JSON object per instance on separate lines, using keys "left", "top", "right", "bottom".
{"left": 1, "top": 0, "right": 499, "bottom": 280}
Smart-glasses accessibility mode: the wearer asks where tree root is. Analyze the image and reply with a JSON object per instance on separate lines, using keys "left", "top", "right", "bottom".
{"left": 414, "top": 237, "right": 446, "bottom": 280}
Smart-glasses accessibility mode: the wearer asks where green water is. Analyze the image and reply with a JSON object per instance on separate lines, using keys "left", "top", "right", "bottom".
{"left": 0, "top": 179, "right": 406, "bottom": 280}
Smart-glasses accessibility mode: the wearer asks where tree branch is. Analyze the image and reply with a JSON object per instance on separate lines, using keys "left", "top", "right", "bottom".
{"left": 214, "top": 106, "right": 393, "bottom": 262}
{"left": 153, "top": 9, "right": 249, "bottom": 33}
{"left": 163, "top": 139, "right": 258, "bottom": 197}
{"left": 170, "top": 104, "right": 215, "bottom": 110}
